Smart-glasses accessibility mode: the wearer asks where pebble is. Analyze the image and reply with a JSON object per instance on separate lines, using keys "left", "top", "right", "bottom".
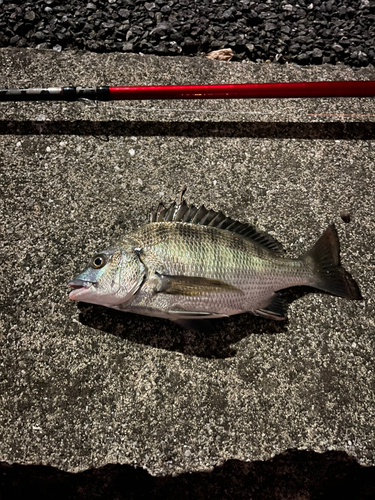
{"left": 340, "top": 211, "right": 351, "bottom": 223}
{"left": 24, "top": 11, "right": 35, "bottom": 21}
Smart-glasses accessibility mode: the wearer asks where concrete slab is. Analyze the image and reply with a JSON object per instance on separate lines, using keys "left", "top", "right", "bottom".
{"left": 0, "top": 48, "right": 374, "bottom": 476}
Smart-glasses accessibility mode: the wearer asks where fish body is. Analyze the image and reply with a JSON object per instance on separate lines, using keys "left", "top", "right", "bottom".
{"left": 69, "top": 194, "right": 362, "bottom": 327}
{"left": 115, "top": 222, "right": 309, "bottom": 319}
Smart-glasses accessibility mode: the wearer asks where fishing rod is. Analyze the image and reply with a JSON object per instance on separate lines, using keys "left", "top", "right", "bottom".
{"left": 0, "top": 81, "right": 374, "bottom": 102}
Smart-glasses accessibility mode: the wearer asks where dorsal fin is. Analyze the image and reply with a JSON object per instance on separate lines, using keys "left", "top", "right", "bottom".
{"left": 149, "top": 193, "right": 285, "bottom": 254}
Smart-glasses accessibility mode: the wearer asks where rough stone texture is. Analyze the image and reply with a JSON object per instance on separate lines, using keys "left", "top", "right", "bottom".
{"left": 0, "top": 0, "right": 374, "bottom": 66}
{"left": 0, "top": 49, "right": 375, "bottom": 485}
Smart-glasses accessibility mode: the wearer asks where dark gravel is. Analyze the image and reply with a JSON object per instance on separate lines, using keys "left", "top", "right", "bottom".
{"left": 0, "top": 0, "right": 374, "bottom": 67}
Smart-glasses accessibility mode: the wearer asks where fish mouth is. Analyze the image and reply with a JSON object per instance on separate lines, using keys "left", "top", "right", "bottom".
{"left": 68, "top": 279, "right": 94, "bottom": 300}
{"left": 68, "top": 278, "right": 93, "bottom": 289}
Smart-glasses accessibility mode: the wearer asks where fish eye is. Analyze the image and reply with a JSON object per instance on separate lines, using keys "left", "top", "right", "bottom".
{"left": 91, "top": 254, "right": 106, "bottom": 269}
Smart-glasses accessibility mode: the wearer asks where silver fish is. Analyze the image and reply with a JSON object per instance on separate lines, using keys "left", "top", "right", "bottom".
{"left": 69, "top": 191, "right": 362, "bottom": 330}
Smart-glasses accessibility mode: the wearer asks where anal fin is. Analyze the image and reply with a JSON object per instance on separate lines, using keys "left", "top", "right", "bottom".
{"left": 254, "top": 293, "right": 288, "bottom": 321}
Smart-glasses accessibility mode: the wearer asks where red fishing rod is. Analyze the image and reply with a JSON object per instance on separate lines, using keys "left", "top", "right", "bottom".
{"left": 0, "top": 81, "right": 374, "bottom": 101}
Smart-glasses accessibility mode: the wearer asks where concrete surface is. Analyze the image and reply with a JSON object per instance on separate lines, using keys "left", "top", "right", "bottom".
{"left": 0, "top": 48, "right": 374, "bottom": 476}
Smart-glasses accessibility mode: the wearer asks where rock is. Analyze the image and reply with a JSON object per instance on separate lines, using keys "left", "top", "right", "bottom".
{"left": 359, "top": 0, "right": 370, "bottom": 8}
{"left": 289, "top": 43, "right": 301, "bottom": 54}
{"left": 341, "top": 211, "right": 351, "bottom": 223}
{"left": 312, "top": 47, "right": 323, "bottom": 63}
{"left": 119, "top": 9, "right": 130, "bottom": 19}
{"left": 332, "top": 43, "right": 344, "bottom": 53}
{"left": 210, "top": 39, "right": 224, "bottom": 49}
{"left": 321, "top": 29, "right": 332, "bottom": 38}
{"left": 86, "top": 40, "right": 100, "bottom": 50}
{"left": 24, "top": 11, "right": 36, "bottom": 22}
{"left": 151, "top": 21, "right": 172, "bottom": 36}
{"left": 35, "top": 42, "right": 51, "bottom": 49}
{"left": 246, "top": 10, "right": 259, "bottom": 25}
{"left": 16, "top": 37, "right": 27, "bottom": 47}
{"left": 245, "top": 43, "right": 255, "bottom": 54}
{"left": 10, "top": 35, "right": 20, "bottom": 45}
{"left": 280, "top": 25, "right": 291, "bottom": 34}
{"left": 296, "top": 52, "right": 310, "bottom": 64}
{"left": 122, "top": 42, "right": 133, "bottom": 52}
{"left": 222, "top": 7, "right": 236, "bottom": 19}
{"left": 168, "top": 41, "right": 182, "bottom": 54}
{"left": 182, "top": 37, "right": 197, "bottom": 52}
{"left": 254, "top": 3, "right": 268, "bottom": 13}
{"left": 145, "top": 2, "right": 156, "bottom": 11}
{"left": 102, "top": 21, "right": 115, "bottom": 29}
{"left": 265, "top": 22, "right": 277, "bottom": 31}
{"left": 325, "top": 0, "right": 335, "bottom": 12}
{"left": 154, "top": 41, "right": 169, "bottom": 54}
{"left": 357, "top": 50, "right": 368, "bottom": 64}
{"left": 206, "top": 48, "right": 234, "bottom": 61}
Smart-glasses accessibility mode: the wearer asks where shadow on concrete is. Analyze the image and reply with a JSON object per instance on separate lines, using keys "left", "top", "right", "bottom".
{"left": 77, "top": 302, "right": 287, "bottom": 358}
{"left": 1, "top": 449, "right": 375, "bottom": 500}
{"left": 77, "top": 287, "right": 318, "bottom": 358}
{"left": 0, "top": 120, "right": 374, "bottom": 139}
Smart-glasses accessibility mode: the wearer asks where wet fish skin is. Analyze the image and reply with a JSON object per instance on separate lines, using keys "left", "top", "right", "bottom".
{"left": 69, "top": 196, "right": 362, "bottom": 326}
{"left": 118, "top": 222, "right": 307, "bottom": 318}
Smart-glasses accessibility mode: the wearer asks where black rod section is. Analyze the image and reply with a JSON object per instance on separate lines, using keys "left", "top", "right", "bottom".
{"left": 0, "top": 86, "right": 110, "bottom": 101}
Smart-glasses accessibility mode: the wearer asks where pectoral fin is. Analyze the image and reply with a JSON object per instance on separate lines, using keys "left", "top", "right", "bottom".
{"left": 156, "top": 273, "right": 244, "bottom": 296}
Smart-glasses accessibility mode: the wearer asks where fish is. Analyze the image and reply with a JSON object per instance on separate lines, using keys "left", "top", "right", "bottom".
{"left": 68, "top": 189, "right": 362, "bottom": 331}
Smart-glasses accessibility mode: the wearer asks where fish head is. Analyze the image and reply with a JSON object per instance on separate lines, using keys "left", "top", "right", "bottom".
{"left": 68, "top": 243, "right": 146, "bottom": 307}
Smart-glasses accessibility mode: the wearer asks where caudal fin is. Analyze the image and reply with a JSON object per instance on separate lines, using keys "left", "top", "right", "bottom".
{"left": 302, "top": 225, "right": 362, "bottom": 300}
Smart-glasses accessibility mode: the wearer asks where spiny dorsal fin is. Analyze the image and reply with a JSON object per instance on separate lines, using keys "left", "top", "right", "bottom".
{"left": 149, "top": 194, "right": 285, "bottom": 255}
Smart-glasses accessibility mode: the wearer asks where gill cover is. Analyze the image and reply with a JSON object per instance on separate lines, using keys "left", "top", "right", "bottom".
{"left": 117, "top": 247, "right": 146, "bottom": 302}
{"left": 69, "top": 246, "right": 146, "bottom": 307}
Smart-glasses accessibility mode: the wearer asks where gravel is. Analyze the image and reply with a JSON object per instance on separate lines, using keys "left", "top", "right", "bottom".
{"left": 0, "top": 0, "right": 374, "bottom": 67}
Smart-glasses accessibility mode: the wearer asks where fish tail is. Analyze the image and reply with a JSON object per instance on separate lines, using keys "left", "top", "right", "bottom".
{"left": 302, "top": 224, "right": 362, "bottom": 300}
